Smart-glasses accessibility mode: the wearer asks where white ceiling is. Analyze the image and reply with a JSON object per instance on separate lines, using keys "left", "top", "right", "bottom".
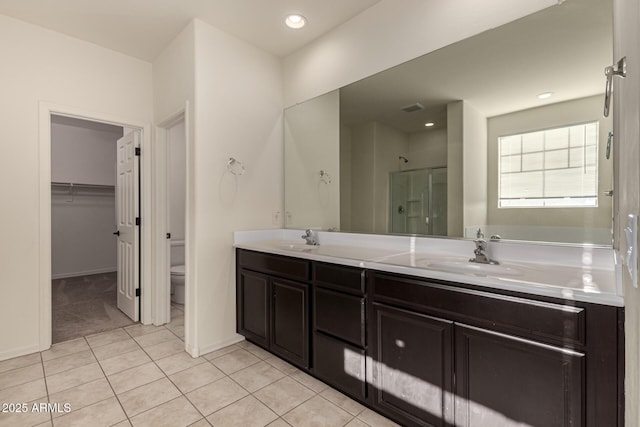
{"left": 0, "top": 0, "right": 382, "bottom": 61}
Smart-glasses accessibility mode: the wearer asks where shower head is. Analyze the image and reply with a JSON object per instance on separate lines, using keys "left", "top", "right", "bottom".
{"left": 399, "top": 156, "right": 408, "bottom": 163}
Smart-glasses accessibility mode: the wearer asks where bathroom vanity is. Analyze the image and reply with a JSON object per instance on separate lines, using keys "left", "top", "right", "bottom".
{"left": 235, "top": 231, "right": 623, "bottom": 427}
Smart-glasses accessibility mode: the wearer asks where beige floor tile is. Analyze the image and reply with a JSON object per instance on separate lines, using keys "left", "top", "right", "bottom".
{"left": 53, "top": 396, "right": 126, "bottom": 427}
{"left": 320, "top": 388, "right": 365, "bottom": 416}
{"left": 206, "top": 395, "right": 278, "bottom": 427}
{"left": 253, "top": 377, "right": 315, "bottom": 416}
{"left": 282, "top": 395, "right": 352, "bottom": 427}
{"left": 45, "top": 362, "right": 103, "bottom": 394}
{"left": 155, "top": 352, "right": 206, "bottom": 376}
{"left": 167, "top": 325, "right": 185, "bottom": 339}
{"left": 34, "top": 421, "right": 53, "bottom": 427}
{"left": 262, "top": 357, "right": 298, "bottom": 376}
{"left": 266, "top": 419, "right": 292, "bottom": 427}
{"left": 0, "top": 378, "right": 47, "bottom": 404}
{"left": 0, "top": 398, "right": 52, "bottom": 427}
{"left": 0, "top": 352, "right": 42, "bottom": 374}
{"left": 98, "top": 349, "right": 152, "bottom": 376}
{"left": 169, "top": 362, "right": 225, "bottom": 394}
{"left": 91, "top": 338, "right": 140, "bottom": 361}
{"left": 130, "top": 396, "right": 201, "bottom": 427}
{"left": 85, "top": 329, "right": 130, "bottom": 348}
{"left": 119, "top": 377, "right": 181, "bottom": 417}
{"left": 345, "top": 419, "right": 369, "bottom": 427}
{"left": 210, "top": 349, "right": 259, "bottom": 375}
{"left": 168, "top": 315, "right": 184, "bottom": 327}
{"left": 185, "top": 377, "right": 248, "bottom": 416}
{"left": 202, "top": 344, "right": 241, "bottom": 361}
{"left": 289, "top": 371, "right": 329, "bottom": 393}
{"left": 144, "top": 338, "right": 185, "bottom": 360}
{"left": 133, "top": 329, "right": 177, "bottom": 348}
{"left": 241, "top": 342, "right": 272, "bottom": 360}
{"left": 43, "top": 350, "right": 96, "bottom": 376}
{"left": 188, "top": 419, "right": 211, "bottom": 427}
{"left": 41, "top": 339, "right": 90, "bottom": 362}
{"left": 0, "top": 363, "right": 44, "bottom": 391}
{"left": 107, "top": 362, "right": 164, "bottom": 394}
{"left": 112, "top": 420, "right": 133, "bottom": 427}
{"left": 357, "top": 409, "right": 400, "bottom": 427}
{"left": 124, "top": 323, "right": 165, "bottom": 338}
{"left": 229, "top": 361, "right": 285, "bottom": 393}
{"left": 48, "top": 378, "right": 114, "bottom": 419}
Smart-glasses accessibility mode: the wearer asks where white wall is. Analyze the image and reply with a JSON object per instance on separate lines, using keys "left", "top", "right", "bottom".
{"left": 372, "top": 123, "right": 409, "bottom": 233}
{"left": 283, "top": 0, "right": 557, "bottom": 107}
{"left": 447, "top": 101, "right": 464, "bottom": 236}
{"left": 408, "top": 129, "right": 448, "bottom": 170}
{"left": 0, "top": 14, "right": 152, "bottom": 360}
{"left": 284, "top": 90, "right": 340, "bottom": 230}
{"left": 190, "top": 19, "right": 283, "bottom": 355}
{"left": 349, "top": 123, "right": 376, "bottom": 232}
{"left": 462, "top": 102, "right": 488, "bottom": 230}
{"left": 340, "top": 124, "right": 352, "bottom": 231}
{"left": 51, "top": 119, "right": 122, "bottom": 278}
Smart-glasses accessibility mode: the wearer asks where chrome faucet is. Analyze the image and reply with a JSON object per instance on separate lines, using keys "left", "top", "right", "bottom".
{"left": 469, "top": 239, "right": 499, "bottom": 265}
{"left": 301, "top": 229, "right": 319, "bottom": 245}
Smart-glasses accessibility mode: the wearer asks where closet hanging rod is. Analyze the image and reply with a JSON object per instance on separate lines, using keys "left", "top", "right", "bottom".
{"left": 51, "top": 182, "right": 115, "bottom": 189}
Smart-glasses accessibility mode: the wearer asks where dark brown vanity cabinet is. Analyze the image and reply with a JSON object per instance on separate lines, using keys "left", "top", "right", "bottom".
{"left": 236, "top": 249, "right": 310, "bottom": 368}
{"left": 236, "top": 250, "right": 623, "bottom": 427}
{"left": 369, "top": 271, "right": 623, "bottom": 427}
{"left": 312, "top": 263, "right": 367, "bottom": 400}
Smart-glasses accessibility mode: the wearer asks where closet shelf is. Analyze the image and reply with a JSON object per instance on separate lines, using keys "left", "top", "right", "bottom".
{"left": 51, "top": 182, "right": 115, "bottom": 190}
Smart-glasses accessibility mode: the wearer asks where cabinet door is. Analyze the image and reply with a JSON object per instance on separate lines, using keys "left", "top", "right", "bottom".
{"left": 371, "top": 303, "right": 454, "bottom": 427}
{"left": 237, "top": 269, "right": 270, "bottom": 348}
{"left": 314, "top": 332, "right": 367, "bottom": 400}
{"left": 271, "top": 278, "right": 309, "bottom": 368}
{"left": 455, "top": 324, "right": 584, "bottom": 427}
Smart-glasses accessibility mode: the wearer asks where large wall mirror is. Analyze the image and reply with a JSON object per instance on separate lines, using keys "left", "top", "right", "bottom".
{"left": 284, "top": 0, "right": 613, "bottom": 245}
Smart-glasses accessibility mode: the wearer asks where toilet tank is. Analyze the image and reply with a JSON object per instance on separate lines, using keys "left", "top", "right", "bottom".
{"left": 171, "top": 241, "right": 185, "bottom": 266}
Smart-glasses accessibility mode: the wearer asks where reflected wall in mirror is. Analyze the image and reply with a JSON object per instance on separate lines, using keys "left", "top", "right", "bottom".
{"left": 284, "top": 0, "right": 613, "bottom": 245}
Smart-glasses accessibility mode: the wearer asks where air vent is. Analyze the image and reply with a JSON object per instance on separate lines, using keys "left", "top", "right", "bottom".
{"left": 401, "top": 102, "right": 424, "bottom": 113}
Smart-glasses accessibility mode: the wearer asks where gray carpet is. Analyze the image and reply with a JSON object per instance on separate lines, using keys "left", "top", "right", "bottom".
{"left": 52, "top": 272, "right": 136, "bottom": 344}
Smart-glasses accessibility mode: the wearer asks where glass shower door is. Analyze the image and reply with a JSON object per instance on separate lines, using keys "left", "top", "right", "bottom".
{"left": 390, "top": 167, "right": 447, "bottom": 235}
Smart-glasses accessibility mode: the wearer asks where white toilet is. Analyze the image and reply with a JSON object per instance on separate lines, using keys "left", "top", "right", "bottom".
{"left": 170, "top": 242, "right": 185, "bottom": 305}
{"left": 170, "top": 264, "right": 185, "bottom": 304}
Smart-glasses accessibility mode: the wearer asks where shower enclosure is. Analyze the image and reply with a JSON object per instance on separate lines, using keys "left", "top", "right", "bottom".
{"left": 390, "top": 167, "right": 447, "bottom": 235}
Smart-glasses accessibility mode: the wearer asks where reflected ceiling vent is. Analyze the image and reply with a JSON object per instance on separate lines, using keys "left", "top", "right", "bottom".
{"left": 401, "top": 102, "right": 424, "bottom": 113}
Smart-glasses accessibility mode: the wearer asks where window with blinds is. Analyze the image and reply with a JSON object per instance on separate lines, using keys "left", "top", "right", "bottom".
{"left": 498, "top": 122, "right": 598, "bottom": 208}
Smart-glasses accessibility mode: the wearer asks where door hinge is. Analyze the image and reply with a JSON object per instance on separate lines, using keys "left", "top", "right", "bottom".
{"left": 135, "top": 146, "right": 141, "bottom": 156}
{"left": 135, "top": 217, "right": 141, "bottom": 226}
{"left": 135, "top": 288, "right": 141, "bottom": 297}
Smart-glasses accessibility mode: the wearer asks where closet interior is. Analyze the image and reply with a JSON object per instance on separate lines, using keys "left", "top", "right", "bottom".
{"left": 50, "top": 115, "right": 133, "bottom": 343}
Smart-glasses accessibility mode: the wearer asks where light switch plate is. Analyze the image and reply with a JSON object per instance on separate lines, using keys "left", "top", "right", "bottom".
{"left": 625, "top": 214, "right": 638, "bottom": 288}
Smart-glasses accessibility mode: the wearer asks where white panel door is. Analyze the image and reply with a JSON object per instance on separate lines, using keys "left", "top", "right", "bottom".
{"left": 116, "top": 130, "right": 140, "bottom": 321}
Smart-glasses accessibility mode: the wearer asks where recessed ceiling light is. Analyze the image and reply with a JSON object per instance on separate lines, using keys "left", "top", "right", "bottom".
{"left": 537, "top": 92, "right": 553, "bottom": 99}
{"left": 285, "top": 14, "right": 307, "bottom": 29}
{"left": 425, "top": 122, "right": 435, "bottom": 127}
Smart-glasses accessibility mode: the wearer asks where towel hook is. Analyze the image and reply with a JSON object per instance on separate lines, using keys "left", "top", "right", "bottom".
{"left": 320, "top": 170, "right": 332, "bottom": 184}
{"left": 227, "top": 157, "right": 245, "bottom": 176}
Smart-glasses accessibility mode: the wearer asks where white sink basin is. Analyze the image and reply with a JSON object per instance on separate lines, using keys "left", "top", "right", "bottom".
{"left": 277, "top": 243, "right": 319, "bottom": 252}
{"left": 422, "top": 260, "right": 522, "bottom": 277}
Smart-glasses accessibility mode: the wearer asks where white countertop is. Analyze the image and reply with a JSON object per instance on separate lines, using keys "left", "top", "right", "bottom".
{"left": 234, "top": 229, "right": 623, "bottom": 307}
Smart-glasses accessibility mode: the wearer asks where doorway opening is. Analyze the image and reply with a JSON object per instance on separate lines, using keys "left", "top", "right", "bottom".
{"left": 50, "top": 114, "right": 141, "bottom": 343}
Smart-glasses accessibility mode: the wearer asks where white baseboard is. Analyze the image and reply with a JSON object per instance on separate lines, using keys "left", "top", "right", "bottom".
{"left": 52, "top": 268, "right": 117, "bottom": 280}
{"left": 0, "top": 344, "right": 41, "bottom": 362}
{"left": 194, "top": 334, "right": 245, "bottom": 358}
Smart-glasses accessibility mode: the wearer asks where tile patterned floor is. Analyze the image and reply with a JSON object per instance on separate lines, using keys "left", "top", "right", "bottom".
{"left": 0, "top": 304, "right": 398, "bottom": 427}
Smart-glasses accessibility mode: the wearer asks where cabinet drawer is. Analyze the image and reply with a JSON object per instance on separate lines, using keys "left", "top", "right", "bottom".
{"left": 371, "top": 272, "right": 586, "bottom": 347}
{"left": 313, "top": 332, "right": 366, "bottom": 400}
{"left": 314, "top": 287, "right": 365, "bottom": 347}
{"left": 313, "top": 262, "right": 364, "bottom": 294}
{"left": 237, "top": 249, "right": 310, "bottom": 282}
